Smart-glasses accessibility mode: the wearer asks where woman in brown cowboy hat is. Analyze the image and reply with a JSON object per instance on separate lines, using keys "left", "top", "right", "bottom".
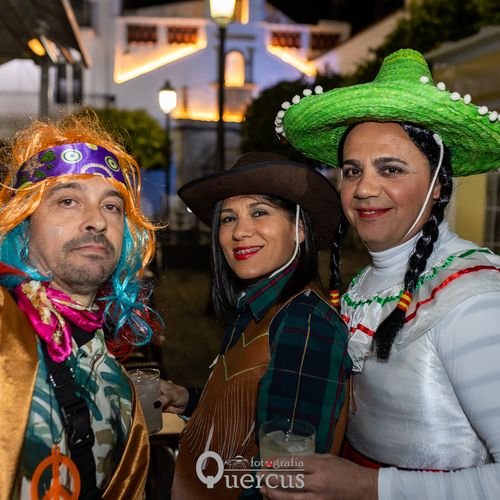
{"left": 160, "top": 152, "right": 351, "bottom": 498}
{"left": 262, "top": 48, "right": 500, "bottom": 499}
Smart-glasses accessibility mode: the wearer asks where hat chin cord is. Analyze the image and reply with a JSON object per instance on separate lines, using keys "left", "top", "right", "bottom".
{"left": 402, "top": 133, "right": 444, "bottom": 241}
{"left": 269, "top": 204, "right": 301, "bottom": 279}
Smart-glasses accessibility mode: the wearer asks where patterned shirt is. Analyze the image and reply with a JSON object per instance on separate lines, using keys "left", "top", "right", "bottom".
{"left": 15, "top": 328, "right": 132, "bottom": 498}
{"left": 220, "top": 264, "right": 351, "bottom": 454}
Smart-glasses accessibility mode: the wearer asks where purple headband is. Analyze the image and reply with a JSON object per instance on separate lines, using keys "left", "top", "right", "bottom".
{"left": 15, "top": 143, "right": 126, "bottom": 188}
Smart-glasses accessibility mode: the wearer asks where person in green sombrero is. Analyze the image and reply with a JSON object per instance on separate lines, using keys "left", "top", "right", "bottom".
{"left": 262, "top": 49, "right": 500, "bottom": 499}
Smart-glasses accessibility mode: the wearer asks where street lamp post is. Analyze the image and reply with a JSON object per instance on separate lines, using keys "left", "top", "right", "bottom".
{"left": 210, "top": 0, "right": 236, "bottom": 171}
{"left": 158, "top": 80, "right": 177, "bottom": 220}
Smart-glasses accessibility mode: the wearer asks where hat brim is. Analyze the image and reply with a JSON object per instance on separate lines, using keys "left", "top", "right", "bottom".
{"left": 178, "top": 160, "right": 340, "bottom": 249}
{"left": 284, "top": 81, "right": 500, "bottom": 177}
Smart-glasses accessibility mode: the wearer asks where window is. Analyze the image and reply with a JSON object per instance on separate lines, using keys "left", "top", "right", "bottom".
{"left": 311, "top": 33, "right": 341, "bottom": 51}
{"left": 270, "top": 31, "right": 301, "bottom": 49}
{"left": 167, "top": 26, "right": 198, "bottom": 45}
{"left": 127, "top": 24, "right": 157, "bottom": 45}
{"left": 225, "top": 51, "right": 245, "bottom": 87}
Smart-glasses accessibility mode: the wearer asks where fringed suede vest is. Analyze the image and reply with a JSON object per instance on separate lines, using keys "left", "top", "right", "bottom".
{"left": 171, "top": 301, "right": 276, "bottom": 499}
{"left": 171, "top": 284, "right": 349, "bottom": 499}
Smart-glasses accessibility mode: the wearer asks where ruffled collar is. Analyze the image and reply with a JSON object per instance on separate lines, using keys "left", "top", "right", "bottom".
{"left": 343, "top": 222, "right": 456, "bottom": 371}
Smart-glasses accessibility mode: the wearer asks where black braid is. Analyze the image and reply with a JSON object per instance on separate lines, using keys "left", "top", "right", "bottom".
{"left": 329, "top": 212, "right": 349, "bottom": 304}
{"left": 374, "top": 124, "right": 454, "bottom": 360}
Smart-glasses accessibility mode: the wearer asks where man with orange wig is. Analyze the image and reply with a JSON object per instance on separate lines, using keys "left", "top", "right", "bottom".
{"left": 0, "top": 113, "right": 160, "bottom": 499}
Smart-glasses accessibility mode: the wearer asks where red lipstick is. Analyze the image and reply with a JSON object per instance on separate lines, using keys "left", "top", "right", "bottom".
{"left": 233, "top": 246, "right": 262, "bottom": 260}
{"left": 356, "top": 208, "right": 391, "bottom": 219}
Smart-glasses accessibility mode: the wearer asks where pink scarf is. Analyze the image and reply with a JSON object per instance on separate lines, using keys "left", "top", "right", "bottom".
{"left": 14, "top": 280, "right": 104, "bottom": 362}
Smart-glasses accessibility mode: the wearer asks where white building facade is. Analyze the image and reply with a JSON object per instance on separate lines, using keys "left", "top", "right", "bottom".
{"left": 0, "top": 0, "right": 360, "bottom": 223}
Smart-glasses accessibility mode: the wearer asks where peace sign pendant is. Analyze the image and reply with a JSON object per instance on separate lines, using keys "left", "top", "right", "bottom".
{"left": 31, "top": 445, "right": 81, "bottom": 499}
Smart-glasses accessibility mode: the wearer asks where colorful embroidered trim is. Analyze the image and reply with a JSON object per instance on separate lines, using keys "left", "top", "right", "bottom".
{"left": 396, "top": 291, "right": 413, "bottom": 312}
{"left": 405, "top": 265, "right": 500, "bottom": 323}
{"left": 344, "top": 264, "right": 500, "bottom": 336}
{"left": 15, "top": 143, "right": 126, "bottom": 188}
{"left": 344, "top": 248, "right": 495, "bottom": 310}
{"left": 350, "top": 322, "right": 376, "bottom": 337}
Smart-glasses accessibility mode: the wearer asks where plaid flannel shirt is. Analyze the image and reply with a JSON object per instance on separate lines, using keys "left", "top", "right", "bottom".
{"left": 220, "top": 264, "right": 351, "bottom": 455}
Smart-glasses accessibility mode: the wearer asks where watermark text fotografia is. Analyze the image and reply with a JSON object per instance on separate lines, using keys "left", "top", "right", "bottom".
{"left": 196, "top": 451, "right": 305, "bottom": 490}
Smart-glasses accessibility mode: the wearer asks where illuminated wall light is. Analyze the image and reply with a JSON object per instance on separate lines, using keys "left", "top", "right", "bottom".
{"left": 240, "top": 0, "right": 249, "bottom": 25}
{"left": 114, "top": 43, "right": 206, "bottom": 83}
{"left": 266, "top": 45, "right": 317, "bottom": 77}
{"left": 28, "top": 35, "right": 60, "bottom": 63}
{"left": 173, "top": 109, "right": 243, "bottom": 123}
{"left": 28, "top": 38, "right": 46, "bottom": 57}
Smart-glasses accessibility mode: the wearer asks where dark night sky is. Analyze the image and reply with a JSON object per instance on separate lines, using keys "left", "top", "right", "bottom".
{"left": 271, "top": 0, "right": 404, "bottom": 33}
{"left": 123, "top": 0, "right": 404, "bottom": 34}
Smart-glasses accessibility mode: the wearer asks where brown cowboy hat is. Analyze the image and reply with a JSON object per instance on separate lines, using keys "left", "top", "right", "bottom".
{"left": 177, "top": 152, "right": 340, "bottom": 249}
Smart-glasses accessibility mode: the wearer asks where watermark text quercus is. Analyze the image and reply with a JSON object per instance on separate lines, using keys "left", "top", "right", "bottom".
{"left": 196, "top": 452, "right": 306, "bottom": 490}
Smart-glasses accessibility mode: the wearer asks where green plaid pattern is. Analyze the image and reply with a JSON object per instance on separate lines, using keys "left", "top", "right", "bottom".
{"left": 221, "top": 265, "right": 351, "bottom": 454}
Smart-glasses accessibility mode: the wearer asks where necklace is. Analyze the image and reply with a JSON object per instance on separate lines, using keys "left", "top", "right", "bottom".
{"left": 31, "top": 445, "right": 81, "bottom": 500}
{"left": 32, "top": 382, "right": 81, "bottom": 499}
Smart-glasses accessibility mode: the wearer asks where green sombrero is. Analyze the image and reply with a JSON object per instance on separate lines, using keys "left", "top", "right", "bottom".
{"left": 278, "top": 48, "right": 500, "bottom": 176}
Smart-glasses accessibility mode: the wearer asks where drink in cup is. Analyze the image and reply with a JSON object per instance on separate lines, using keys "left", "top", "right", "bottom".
{"left": 259, "top": 418, "right": 316, "bottom": 462}
{"left": 128, "top": 368, "right": 163, "bottom": 434}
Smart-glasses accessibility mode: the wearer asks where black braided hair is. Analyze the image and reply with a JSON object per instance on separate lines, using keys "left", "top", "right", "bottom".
{"left": 329, "top": 212, "right": 349, "bottom": 310}
{"left": 373, "top": 123, "right": 454, "bottom": 360}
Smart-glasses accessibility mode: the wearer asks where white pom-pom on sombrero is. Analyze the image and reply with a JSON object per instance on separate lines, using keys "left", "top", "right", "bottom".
{"left": 280, "top": 49, "right": 500, "bottom": 177}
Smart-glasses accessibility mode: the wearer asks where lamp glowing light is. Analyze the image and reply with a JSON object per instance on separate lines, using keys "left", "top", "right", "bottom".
{"left": 210, "top": 0, "right": 236, "bottom": 26}
{"left": 28, "top": 38, "right": 46, "bottom": 57}
{"left": 158, "top": 81, "right": 177, "bottom": 220}
{"left": 210, "top": 0, "right": 236, "bottom": 171}
{"left": 159, "top": 81, "right": 178, "bottom": 115}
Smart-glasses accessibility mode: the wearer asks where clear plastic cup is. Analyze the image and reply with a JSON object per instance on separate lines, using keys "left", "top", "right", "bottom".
{"left": 128, "top": 368, "right": 163, "bottom": 434}
{"left": 259, "top": 418, "right": 316, "bottom": 462}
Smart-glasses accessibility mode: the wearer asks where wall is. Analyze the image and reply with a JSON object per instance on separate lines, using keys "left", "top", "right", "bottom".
{"left": 453, "top": 175, "right": 488, "bottom": 246}
{"left": 427, "top": 26, "right": 500, "bottom": 246}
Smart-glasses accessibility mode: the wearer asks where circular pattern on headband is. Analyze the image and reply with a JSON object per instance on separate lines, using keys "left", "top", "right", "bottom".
{"left": 15, "top": 143, "right": 126, "bottom": 188}
{"left": 105, "top": 156, "right": 120, "bottom": 171}
{"left": 61, "top": 148, "right": 84, "bottom": 164}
